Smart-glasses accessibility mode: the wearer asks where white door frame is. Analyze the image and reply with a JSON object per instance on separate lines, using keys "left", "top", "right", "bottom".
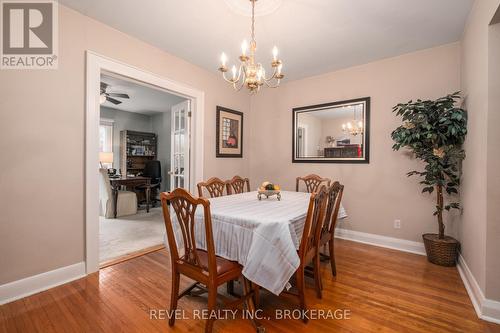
{"left": 170, "top": 100, "right": 191, "bottom": 190}
{"left": 85, "top": 51, "right": 204, "bottom": 274}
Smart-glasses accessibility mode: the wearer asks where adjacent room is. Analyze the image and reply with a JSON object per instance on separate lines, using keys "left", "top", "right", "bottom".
{"left": 98, "top": 73, "right": 188, "bottom": 265}
{"left": 1, "top": 0, "right": 500, "bottom": 332}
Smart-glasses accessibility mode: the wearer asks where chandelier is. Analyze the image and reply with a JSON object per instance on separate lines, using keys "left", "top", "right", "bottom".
{"left": 342, "top": 106, "right": 364, "bottom": 136}
{"left": 218, "top": 0, "right": 284, "bottom": 93}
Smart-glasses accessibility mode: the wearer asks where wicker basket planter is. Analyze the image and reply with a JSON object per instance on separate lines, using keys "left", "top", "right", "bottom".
{"left": 422, "top": 233, "right": 459, "bottom": 267}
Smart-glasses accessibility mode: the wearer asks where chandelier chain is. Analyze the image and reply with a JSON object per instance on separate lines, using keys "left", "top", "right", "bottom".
{"left": 251, "top": 0, "right": 256, "bottom": 43}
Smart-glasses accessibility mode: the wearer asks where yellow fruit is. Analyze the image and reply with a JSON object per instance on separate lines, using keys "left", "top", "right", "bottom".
{"left": 274, "top": 185, "right": 280, "bottom": 190}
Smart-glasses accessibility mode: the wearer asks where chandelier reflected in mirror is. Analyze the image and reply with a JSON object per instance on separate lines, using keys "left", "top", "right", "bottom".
{"left": 342, "top": 106, "right": 364, "bottom": 136}
{"left": 218, "top": 0, "right": 284, "bottom": 93}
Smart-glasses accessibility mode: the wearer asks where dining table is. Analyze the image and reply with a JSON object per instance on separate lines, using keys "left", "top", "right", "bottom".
{"left": 168, "top": 190, "right": 347, "bottom": 295}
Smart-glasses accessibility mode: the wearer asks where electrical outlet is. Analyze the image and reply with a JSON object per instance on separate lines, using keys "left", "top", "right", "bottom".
{"left": 394, "top": 219, "right": 401, "bottom": 229}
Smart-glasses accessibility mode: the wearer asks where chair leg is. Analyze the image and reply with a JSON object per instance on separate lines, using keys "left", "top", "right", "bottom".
{"left": 242, "top": 277, "right": 263, "bottom": 332}
{"left": 328, "top": 239, "right": 337, "bottom": 276}
{"left": 296, "top": 267, "right": 308, "bottom": 323}
{"left": 205, "top": 283, "right": 217, "bottom": 333}
{"left": 252, "top": 282, "right": 260, "bottom": 308}
{"left": 227, "top": 280, "right": 235, "bottom": 296}
{"left": 314, "top": 254, "right": 323, "bottom": 299}
{"left": 169, "top": 271, "right": 180, "bottom": 326}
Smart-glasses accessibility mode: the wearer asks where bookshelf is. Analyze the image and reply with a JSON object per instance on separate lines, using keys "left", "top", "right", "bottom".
{"left": 120, "top": 130, "right": 157, "bottom": 176}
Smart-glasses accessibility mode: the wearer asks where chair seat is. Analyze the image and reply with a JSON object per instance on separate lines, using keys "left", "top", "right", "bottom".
{"left": 196, "top": 249, "right": 241, "bottom": 275}
{"left": 118, "top": 190, "right": 136, "bottom": 197}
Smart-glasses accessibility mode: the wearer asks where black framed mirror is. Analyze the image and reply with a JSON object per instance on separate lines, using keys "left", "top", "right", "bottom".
{"left": 292, "top": 97, "right": 370, "bottom": 163}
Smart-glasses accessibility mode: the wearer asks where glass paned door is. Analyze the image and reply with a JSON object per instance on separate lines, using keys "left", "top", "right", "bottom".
{"left": 170, "top": 100, "right": 190, "bottom": 190}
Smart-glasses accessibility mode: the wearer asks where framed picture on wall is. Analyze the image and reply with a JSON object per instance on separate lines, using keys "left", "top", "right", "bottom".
{"left": 216, "top": 106, "right": 243, "bottom": 158}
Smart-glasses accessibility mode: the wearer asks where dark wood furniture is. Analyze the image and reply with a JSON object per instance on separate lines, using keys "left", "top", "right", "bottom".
{"left": 296, "top": 174, "right": 331, "bottom": 193}
{"left": 110, "top": 176, "right": 151, "bottom": 218}
{"left": 318, "top": 182, "right": 344, "bottom": 297}
{"left": 324, "top": 145, "right": 362, "bottom": 158}
{"left": 135, "top": 160, "right": 162, "bottom": 207}
{"left": 227, "top": 176, "right": 250, "bottom": 194}
{"left": 160, "top": 189, "right": 259, "bottom": 333}
{"left": 253, "top": 186, "right": 328, "bottom": 322}
{"left": 197, "top": 177, "right": 229, "bottom": 198}
{"left": 120, "top": 130, "right": 157, "bottom": 177}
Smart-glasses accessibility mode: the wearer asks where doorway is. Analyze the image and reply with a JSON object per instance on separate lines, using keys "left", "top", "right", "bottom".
{"left": 97, "top": 72, "right": 191, "bottom": 266}
{"left": 85, "top": 52, "right": 204, "bottom": 274}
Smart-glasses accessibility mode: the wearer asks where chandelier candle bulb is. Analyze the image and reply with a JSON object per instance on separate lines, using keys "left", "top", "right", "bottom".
{"left": 241, "top": 40, "right": 248, "bottom": 56}
{"left": 272, "top": 46, "right": 278, "bottom": 61}
{"left": 221, "top": 53, "right": 227, "bottom": 66}
{"left": 231, "top": 65, "right": 237, "bottom": 80}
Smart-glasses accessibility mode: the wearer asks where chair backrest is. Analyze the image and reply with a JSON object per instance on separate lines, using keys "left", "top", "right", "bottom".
{"left": 143, "top": 160, "right": 162, "bottom": 182}
{"left": 298, "top": 185, "right": 328, "bottom": 261}
{"left": 296, "top": 174, "right": 331, "bottom": 193}
{"left": 98, "top": 168, "right": 112, "bottom": 201}
{"left": 329, "top": 182, "right": 344, "bottom": 234}
{"left": 197, "top": 177, "right": 229, "bottom": 198}
{"left": 161, "top": 189, "right": 217, "bottom": 275}
{"left": 319, "top": 182, "right": 343, "bottom": 241}
{"left": 227, "top": 176, "right": 250, "bottom": 194}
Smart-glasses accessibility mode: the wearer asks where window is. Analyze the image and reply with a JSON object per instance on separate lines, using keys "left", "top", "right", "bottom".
{"left": 99, "top": 119, "right": 113, "bottom": 168}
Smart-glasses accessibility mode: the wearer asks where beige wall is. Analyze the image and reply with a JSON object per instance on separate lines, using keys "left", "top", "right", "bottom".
{"left": 0, "top": 5, "right": 250, "bottom": 284}
{"left": 249, "top": 43, "right": 461, "bottom": 243}
{"left": 460, "top": 0, "right": 500, "bottom": 301}
{"left": 487, "top": 11, "right": 500, "bottom": 301}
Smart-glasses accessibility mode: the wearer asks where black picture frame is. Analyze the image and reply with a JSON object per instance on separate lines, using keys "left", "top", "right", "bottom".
{"left": 216, "top": 106, "right": 244, "bottom": 158}
{"left": 292, "top": 97, "right": 370, "bottom": 164}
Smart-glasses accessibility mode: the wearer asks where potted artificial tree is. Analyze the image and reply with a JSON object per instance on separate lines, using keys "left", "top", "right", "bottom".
{"left": 391, "top": 92, "right": 467, "bottom": 266}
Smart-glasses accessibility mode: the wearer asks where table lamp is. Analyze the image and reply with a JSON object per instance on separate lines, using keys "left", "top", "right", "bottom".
{"left": 99, "top": 152, "right": 114, "bottom": 168}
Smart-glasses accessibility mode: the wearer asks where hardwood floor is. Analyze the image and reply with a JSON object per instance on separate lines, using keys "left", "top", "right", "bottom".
{"left": 1, "top": 239, "right": 499, "bottom": 333}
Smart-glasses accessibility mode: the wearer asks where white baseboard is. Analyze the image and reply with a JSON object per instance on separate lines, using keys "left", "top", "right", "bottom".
{"left": 334, "top": 228, "right": 426, "bottom": 255}
{"left": 0, "top": 262, "right": 86, "bottom": 305}
{"left": 457, "top": 255, "right": 500, "bottom": 324}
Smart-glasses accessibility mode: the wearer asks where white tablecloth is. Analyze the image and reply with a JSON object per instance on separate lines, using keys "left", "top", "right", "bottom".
{"left": 168, "top": 191, "right": 347, "bottom": 295}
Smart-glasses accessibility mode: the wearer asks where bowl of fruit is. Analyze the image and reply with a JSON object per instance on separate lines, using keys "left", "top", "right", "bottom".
{"left": 258, "top": 182, "right": 281, "bottom": 201}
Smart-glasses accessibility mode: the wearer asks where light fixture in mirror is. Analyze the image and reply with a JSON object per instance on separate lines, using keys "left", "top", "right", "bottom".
{"left": 292, "top": 97, "right": 370, "bottom": 163}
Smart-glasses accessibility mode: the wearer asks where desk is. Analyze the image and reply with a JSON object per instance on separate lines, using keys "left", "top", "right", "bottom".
{"left": 109, "top": 176, "right": 151, "bottom": 218}
{"left": 324, "top": 145, "right": 362, "bottom": 158}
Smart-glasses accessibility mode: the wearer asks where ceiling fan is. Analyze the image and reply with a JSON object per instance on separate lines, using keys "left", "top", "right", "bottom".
{"left": 100, "top": 82, "right": 130, "bottom": 105}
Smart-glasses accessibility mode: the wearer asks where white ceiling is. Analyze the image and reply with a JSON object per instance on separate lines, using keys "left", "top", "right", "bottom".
{"left": 100, "top": 73, "right": 186, "bottom": 115}
{"left": 61, "top": 0, "right": 473, "bottom": 81}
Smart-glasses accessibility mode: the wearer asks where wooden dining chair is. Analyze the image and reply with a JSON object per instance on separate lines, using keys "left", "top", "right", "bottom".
{"left": 256, "top": 186, "right": 328, "bottom": 322}
{"left": 161, "top": 189, "right": 257, "bottom": 333}
{"left": 227, "top": 176, "right": 251, "bottom": 194}
{"left": 318, "top": 182, "right": 344, "bottom": 279}
{"left": 296, "top": 174, "right": 331, "bottom": 193}
{"left": 197, "top": 177, "right": 230, "bottom": 198}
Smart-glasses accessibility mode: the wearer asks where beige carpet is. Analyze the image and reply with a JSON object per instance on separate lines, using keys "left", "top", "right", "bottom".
{"left": 99, "top": 207, "right": 165, "bottom": 263}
